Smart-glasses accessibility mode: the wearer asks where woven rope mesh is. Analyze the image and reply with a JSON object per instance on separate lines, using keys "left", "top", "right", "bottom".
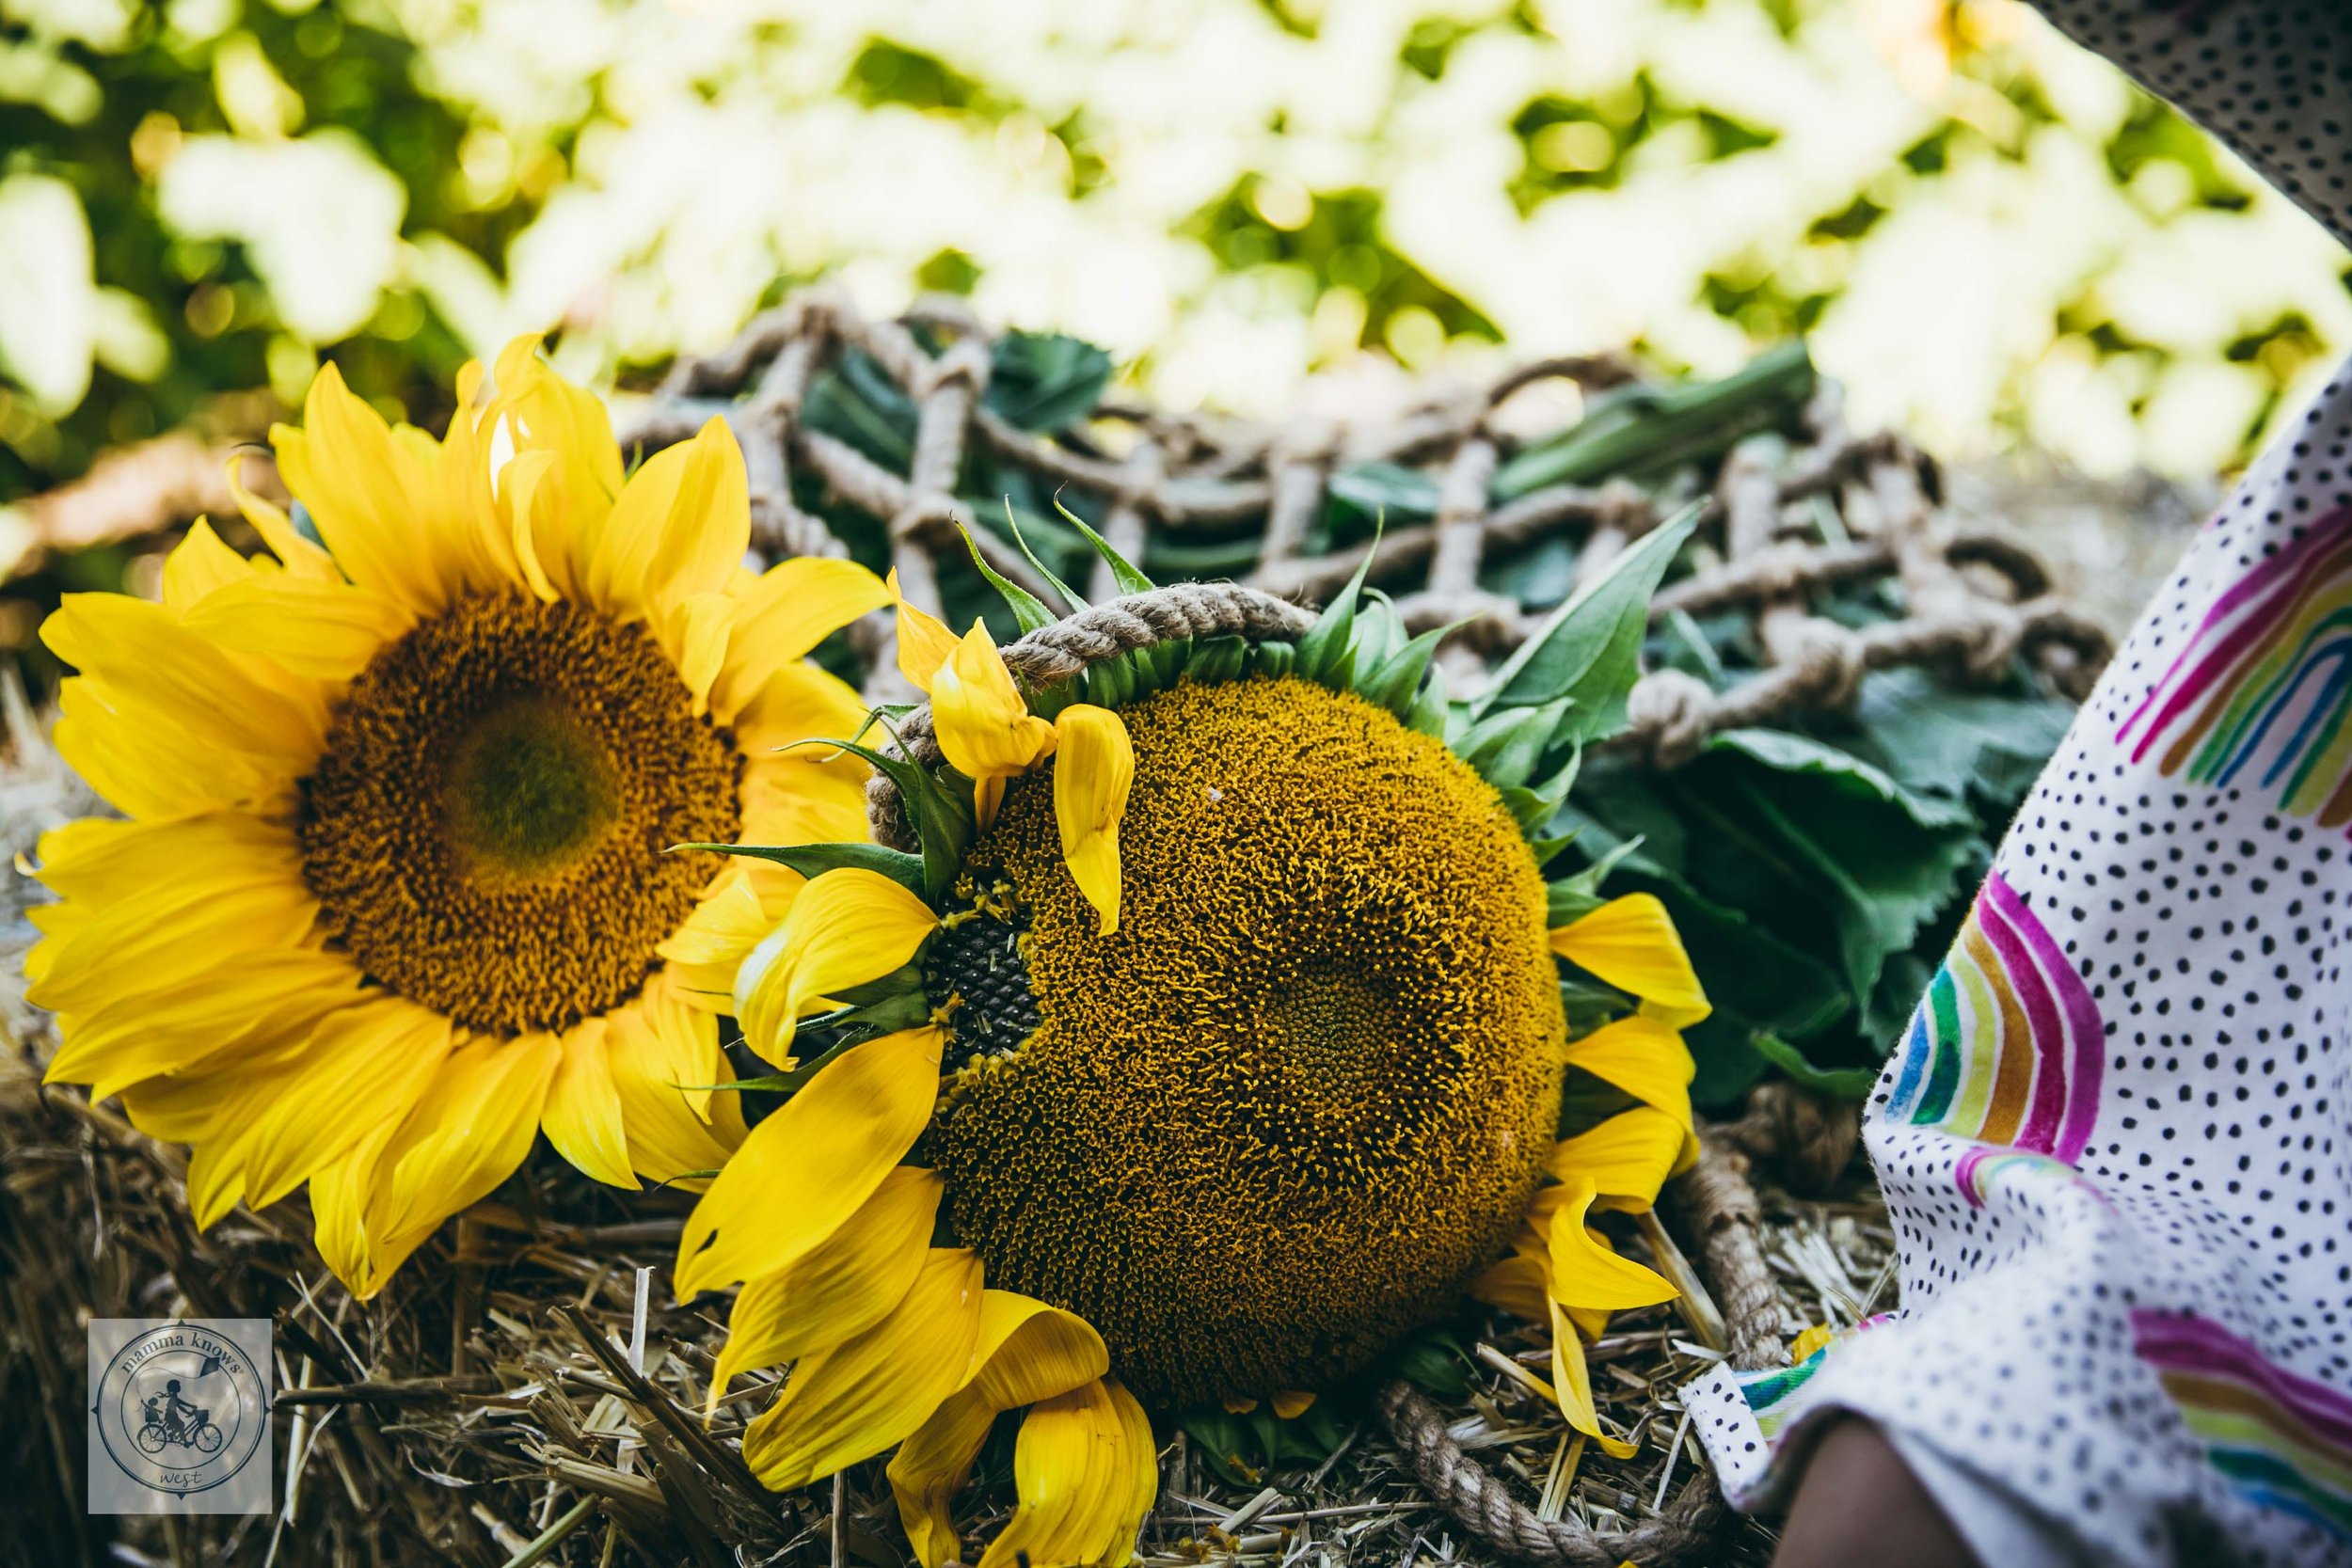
{"left": 613, "top": 287, "right": 2111, "bottom": 757}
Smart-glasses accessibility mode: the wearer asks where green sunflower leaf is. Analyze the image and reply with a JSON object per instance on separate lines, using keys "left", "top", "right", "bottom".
{"left": 1457, "top": 698, "right": 1568, "bottom": 790}
{"left": 1476, "top": 500, "right": 1700, "bottom": 734}
{"left": 1253, "top": 641, "right": 1297, "bottom": 681}
{"left": 1406, "top": 658, "right": 1450, "bottom": 737}
{"left": 788, "top": 736, "right": 973, "bottom": 901}
{"left": 961, "top": 526, "right": 1058, "bottom": 635}
{"left": 1751, "top": 1030, "right": 1882, "bottom": 1101}
{"left": 1084, "top": 650, "right": 1137, "bottom": 708}
{"left": 674, "top": 840, "right": 926, "bottom": 895}
{"left": 1057, "top": 498, "right": 1157, "bottom": 596}
{"left": 1544, "top": 835, "right": 1645, "bottom": 927}
{"left": 1392, "top": 1327, "right": 1472, "bottom": 1400}
{"left": 1184, "top": 634, "right": 1249, "bottom": 687}
{"left": 1001, "top": 499, "right": 1089, "bottom": 612}
{"left": 1296, "top": 520, "right": 1381, "bottom": 686}
{"left": 1356, "top": 623, "right": 1449, "bottom": 718}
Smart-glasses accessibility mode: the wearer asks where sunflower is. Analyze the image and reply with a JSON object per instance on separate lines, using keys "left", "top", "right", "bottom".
{"left": 675, "top": 517, "right": 1709, "bottom": 1564}
{"left": 32, "top": 341, "right": 890, "bottom": 1297}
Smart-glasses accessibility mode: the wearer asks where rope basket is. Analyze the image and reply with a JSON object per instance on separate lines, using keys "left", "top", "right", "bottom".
{"left": 0, "top": 290, "right": 2101, "bottom": 1567}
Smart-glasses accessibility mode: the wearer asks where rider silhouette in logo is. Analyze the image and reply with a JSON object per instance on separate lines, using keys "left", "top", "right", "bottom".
{"left": 136, "top": 1377, "right": 220, "bottom": 1455}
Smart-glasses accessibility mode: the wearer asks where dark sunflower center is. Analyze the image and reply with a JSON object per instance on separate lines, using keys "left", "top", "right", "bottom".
{"left": 933, "top": 676, "right": 1563, "bottom": 1408}
{"left": 299, "top": 594, "right": 741, "bottom": 1034}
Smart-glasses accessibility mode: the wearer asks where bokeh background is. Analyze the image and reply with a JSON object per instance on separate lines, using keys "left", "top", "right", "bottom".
{"left": 3, "top": 0, "right": 2344, "bottom": 629}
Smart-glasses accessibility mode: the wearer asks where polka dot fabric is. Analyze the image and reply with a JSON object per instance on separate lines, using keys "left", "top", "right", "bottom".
{"left": 1685, "top": 6, "right": 2352, "bottom": 1564}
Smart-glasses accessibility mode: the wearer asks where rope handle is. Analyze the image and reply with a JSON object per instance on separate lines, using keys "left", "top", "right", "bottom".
{"left": 1377, "top": 1088, "right": 1862, "bottom": 1565}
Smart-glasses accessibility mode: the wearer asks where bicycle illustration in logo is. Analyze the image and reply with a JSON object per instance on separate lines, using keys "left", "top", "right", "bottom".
{"left": 134, "top": 1378, "right": 224, "bottom": 1457}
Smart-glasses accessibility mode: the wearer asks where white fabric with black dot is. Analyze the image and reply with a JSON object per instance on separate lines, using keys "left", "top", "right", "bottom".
{"left": 1684, "top": 6, "right": 2352, "bottom": 1565}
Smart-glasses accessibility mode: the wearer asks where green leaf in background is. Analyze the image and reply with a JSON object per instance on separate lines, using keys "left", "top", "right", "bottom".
{"left": 1829, "top": 667, "right": 2076, "bottom": 810}
{"left": 986, "top": 330, "right": 1113, "bottom": 432}
{"left": 1751, "top": 1031, "right": 1882, "bottom": 1101}
{"left": 802, "top": 349, "right": 918, "bottom": 468}
{"left": 1391, "top": 1328, "right": 1471, "bottom": 1400}
{"left": 1476, "top": 501, "right": 1699, "bottom": 730}
{"left": 1492, "top": 341, "right": 1816, "bottom": 498}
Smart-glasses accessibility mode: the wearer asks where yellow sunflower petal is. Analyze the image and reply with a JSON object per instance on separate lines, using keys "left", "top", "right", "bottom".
{"left": 45, "top": 592, "right": 326, "bottom": 766}
{"left": 1053, "top": 704, "right": 1132, "bottom": 936}
{"left": 891, "top": 1297, "right": 1114, "bottom": 1568}
{"left": 1549, "top": 894, "right": 1709, "bottom": 1025}
{"left": 272, "top": 364, "right": 449, "bottom": 616}
{"left": 159, "top": 517, "right": 259, "bottom": 610}
{"left": 707, "top": 557, "right": 891, "bottom": 724}
{"left": 1561, "top": 1014, "right": 1695, "bottom": 1134}
{"left": 1472, "top": 1250, "right": 1552, "bottom": 1323}
{"left": 1547, "top": 1106, "right": 1687, "bottom": 1213}
{"left": 977, "top": 1377, "right": 1157, "bottom": 1568}
{"left": 1541, "top": 1177, "right": 1677, "bottom": 1312}
{"left": 227, "top": 450, "right": 338, "bottom": 580}
{"left": 931, "top": 622, "right": 1055, "bottom": 822}
{"left": 179, "top": 571, "right": 413, "bottom": 680}
{"left": 542, "top": 1017, "right": 638, "bottom": 1190}
{"left": 584, "top": 415, "right": 748, "bottom": 623}
{"left": 710, "top": 1167, "right": 946, "bottom": 1413}
{"left": 1271, "top": 1390, "right": 1315, "bottom": 1419}
{"left": 309, "top": 1115, "right": 405, "bottom": 1295}
{"left": 734, "top": 868, "right": 939, "bottom": 1069}
{"left": 889, "top": 567, "right": 961, "bottom": 693}
{"left": 674, "top": 1024, "right": 945, "bottom": 1298}
{"left": 357, "top": 1034, "right": 563, "bottom": 1296}
{"left": 609, "top": 999, "right": 747, "bottom": 1188}
{"left": 658, "top": 866, "right": 788, "bottom": 1010}
{"left": 667, "top": 590, "right": 736, "bottom": 717}
{"left": 238, "top": 997, "right": 457, "bottom": 1212}
{"left": 740, "top": 1247, "right": 984, "bottom": 1492}
{"left": 1549, "top": 1298, "right": 1639, "bottom": 1460}
{"left": 47, "top": 950, "right": 364, "bottom": 1101}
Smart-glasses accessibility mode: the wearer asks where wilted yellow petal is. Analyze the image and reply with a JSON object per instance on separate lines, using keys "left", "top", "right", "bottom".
{"left": 931, "top": 621, "right": 1055, "bottom": 823}
{"left": 1472, "top": 1250, "right": 1551, "bottom": 1322}
{"left": 742, "top": 1248, "right": 984, "bottom": 1491}
{"left": 1271, "top": 1390, "right": 1315, "bottom": 1418}
{"left": 890, "top": 568, "right": 962, "bottom": 693}
{"left": 1549, "top": 1299, "right": 1639, "bottom": 1459}
{"left": 978, "top": 1378, "right": 1156, "bottom": 1568}
{"left": 734, "top": 868, "right": 938, "bottom": 1067}
{"left": 674, "top": 1024, "right": 945, "bottom": 1298}
{"left": 1549, "top": 894, "right": 1709, "bottom": 1025}
{"left": 1562, "top": 1014, "right": 1695, "bottom": 1135}
{"left": 888, "top": 1292, "right": 1110, "bottom": 1567}
{"left": 1542, "top": 1177, "right": 1677, "bottom": 1312}
{"left": 1053, "top": 704, "right": 1132, "bottom": 935}
{"left": 1547, "top": 1106, "right": 1687, "bottom": 1213}
{"left": 709, "top": 1166, "right": 945, "bottom": 1412}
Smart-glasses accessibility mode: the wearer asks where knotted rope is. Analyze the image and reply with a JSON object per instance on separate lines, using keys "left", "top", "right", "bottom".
{"left": 864, "top": 582, "right": 1312, "bottom": 849}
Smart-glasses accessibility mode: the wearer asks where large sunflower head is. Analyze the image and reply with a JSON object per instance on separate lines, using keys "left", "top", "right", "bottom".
{"left": 676, "top": 515, "right": 1712, "bottom": 1565}
{"left": 33, "top": 341, "right": 892, "bottom": 1297}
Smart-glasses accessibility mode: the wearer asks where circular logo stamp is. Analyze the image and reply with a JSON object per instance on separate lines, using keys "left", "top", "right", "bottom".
{"left": 91, "top": 1321, "right": 268, "bottom": 1499}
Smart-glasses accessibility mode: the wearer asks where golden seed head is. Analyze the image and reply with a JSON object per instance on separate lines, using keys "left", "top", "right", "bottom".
{"left": 935, "top": 676, "right": 1564, "bottom": 1406}
{"left": 299, "top": 593, "right": 740, "bottom": 1033}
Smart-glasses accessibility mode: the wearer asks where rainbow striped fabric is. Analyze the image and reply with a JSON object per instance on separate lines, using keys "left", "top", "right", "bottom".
{"left": 2133, "top": 1309, "right": 2352, "bottom": 1541}
{"left": 1885, "top": 871, "right": 2105, "bottom": 1205}
{"left": 2122, "top": 506, "right": 2352, "bottom": 828}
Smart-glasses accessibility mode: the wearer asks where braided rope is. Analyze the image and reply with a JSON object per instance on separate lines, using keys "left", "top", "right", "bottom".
{"left": 863, "top": 582, "right": 1312, "bottom": 848}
